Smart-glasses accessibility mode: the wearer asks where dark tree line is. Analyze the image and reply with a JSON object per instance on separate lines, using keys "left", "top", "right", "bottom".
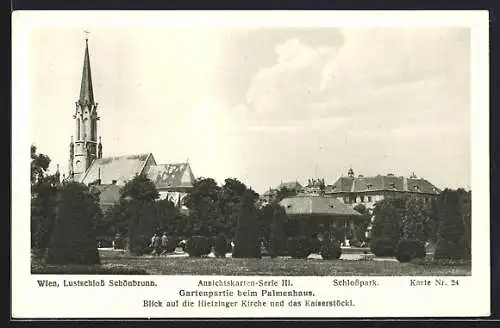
{"left": 370, "top": 190, "right": 471, "bottom": 260}
{"left": 31, "top": 145, "right": 101, "bottom": 265}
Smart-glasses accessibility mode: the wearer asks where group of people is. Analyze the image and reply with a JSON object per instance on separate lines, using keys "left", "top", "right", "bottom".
{"left": 149, "top": 232, "right": 171, "bottom": 256}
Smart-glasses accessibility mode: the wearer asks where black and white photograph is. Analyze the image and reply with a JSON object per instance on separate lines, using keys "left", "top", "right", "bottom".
{"left": 12, "top": 10, "right": 490, "bottom": 318}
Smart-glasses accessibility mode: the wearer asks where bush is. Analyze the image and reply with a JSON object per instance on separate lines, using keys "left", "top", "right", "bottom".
{"left": 45, "top": 182, "right": 101, "bottom": 265}
{"left": 435, "top": 189, "right": 471, "bottom": 260}
{"left": 267, "top": 204, "right": 288, "bottom": 258}
{"left": 232, "top": 190, "right": 261, "bottom": 259}
{"left": 96, "top": 237, "right": 113, "bottom": 248}
{"left": 214, "top": 233, "right": 230, "bottom": 258}
{"left": 320, "top": 239, "right": 342, "bottom": 260}
{"left": 286, "top": 237, "right": 312, "bottom": 259}
{"left": 370, "top": 237, "right": 396, "bottom": 257}
{"left": 395, "top": 239, "right": 426, "bottom": 263}
{"left": 162, "top": 236, "right": 179, "bottom": 254}
{"left": 129, "top": 234, "right": 151, "bottom": 255}
{"left": 31, "top": 264, "right": 148, "bottom": 275}
{"left": 185, "top": 236, "right": 211, "bottom": 258}
{"left": 310, "top": 237, "right": 322, "bottom": 254}
{"left": 113, "top": 234, "right": 126, "bottom": 249}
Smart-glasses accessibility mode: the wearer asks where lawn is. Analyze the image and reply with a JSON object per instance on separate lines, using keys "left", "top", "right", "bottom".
{"left": 32, "top": 249, "right": 471, "bottom": 276}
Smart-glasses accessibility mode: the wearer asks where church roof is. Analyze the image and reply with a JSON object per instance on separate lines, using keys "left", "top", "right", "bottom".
{"left": 329, "top": 175, "right": 440, "bottom": 195}
{"left": 147, "top": 163, "right": 195, "bottom": 191}
{"left": 280, "top": 195, "right": 362, "bottom": 217}
{"left": 79, "top": 39, "right": 94, "bottom": 106}
{"left": 80, "top": 153, "right": 155, "bottom": 185}
{"left": 93, "top": 184, "right": 121, "bottom": 212}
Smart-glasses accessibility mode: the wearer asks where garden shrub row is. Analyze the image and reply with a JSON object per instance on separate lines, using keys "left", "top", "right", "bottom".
{"left": 285, "top": 237, "right": 342, "bottom": 260}
{"left": 185, "top": 236, "right": 212, "bottom": 258}
{"left": 395, "top": 239, "right": 426, "bottom": 263}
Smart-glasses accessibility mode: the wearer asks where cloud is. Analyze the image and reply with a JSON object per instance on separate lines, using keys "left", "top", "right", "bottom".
{"left": 238, "top": 28, "right": 470, "bottom": 132}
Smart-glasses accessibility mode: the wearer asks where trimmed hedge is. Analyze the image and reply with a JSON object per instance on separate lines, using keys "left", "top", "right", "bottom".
{"left": 370, "top": 237, "right": 396, "bottom": 257}
{"left": 286, "top": 237, "right": 312, "bottom": 259}
{"left": 162, "top": 236, "right": 179, "bottom": 254}
{"left": 396, "top": 239, "right": 426, "bottom": 263}
{"left": 320, "top": 239, "right": 342, "bottom": 260}
{"left": 113, "top": 235, "right": 126, "bottom": 250}
{"left": 31, "top": 264, "right": 148, "bottom": 275}
{"left": 214, "top": 233, "right": 230, "bottom": 258}
{"left": 45, "top": 182, "right": 100, "bottom": 265}
{"left": 129, "top": 234, "right": 151, "bottom": 255}
{"left": 310, "top": 238, "right": 322, "bottom": 254}
{"left": 185, "top": 236, "right": 211, "bottom": 258}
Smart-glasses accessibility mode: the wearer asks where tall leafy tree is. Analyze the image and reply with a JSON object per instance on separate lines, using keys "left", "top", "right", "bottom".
{"left": 275, "top": 186, "right": 298, "bottom": 202}
{"left": 435, "top": 189, "right": 471, "bottom": 260}
{"left": 371, "top": 199, "right": 401, "bottom": 243}
{"left": 45, "top": 182, "right": 101, "bottom": 264}
{"left": 120, "top": 173, "right": 159, "bottom": 203}
{"left": 232, "top": 190, "right": 261, "bottom": 258}
{"left": 370, "top": 198, "right": 402, "bottom": 255}
{"left": 119, "top": 174, "right": 159, "bottom": 254}
{"left": 30, "top": 145, "right": 60, "bottom": 257}
{"left": 401, "top": 197, "right": 426, "bottom": 242}
{"left": 268, "top": 204, "right": 288, "bottom": 257}
{"left": 352, "top": 203, "right": 371, "bottom": 243}
{"left": 219, "top": 178, "right": 258, "bottom": 237}
{"left": 183, "top": 177, "right": 221, "bottom": 236}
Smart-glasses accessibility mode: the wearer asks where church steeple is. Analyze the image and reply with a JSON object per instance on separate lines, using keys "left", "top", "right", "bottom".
{"left": 79, "top": 37, "right": 94, "bottom": 106}
{"left": 69, "top": 33, "right": 102, "bottom": 182}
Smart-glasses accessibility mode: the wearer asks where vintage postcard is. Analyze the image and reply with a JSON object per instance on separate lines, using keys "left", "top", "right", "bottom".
{"left": 12, "top": 10, "right": 490, "bottom": 318}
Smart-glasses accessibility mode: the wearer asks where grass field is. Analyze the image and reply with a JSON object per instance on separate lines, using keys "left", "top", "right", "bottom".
{"left": 31, "top": 249, "right": 471, "bottom": 276}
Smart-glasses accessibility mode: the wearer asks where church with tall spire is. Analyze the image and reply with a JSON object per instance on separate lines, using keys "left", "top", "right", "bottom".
{"left": 67, "top": 35, "right": 195, "bottom": 211}
{"left": 68, "top": 36, "right": 103, "bottom": 181}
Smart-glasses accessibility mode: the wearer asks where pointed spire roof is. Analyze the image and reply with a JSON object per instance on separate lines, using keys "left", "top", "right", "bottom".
{"left": 79, "top": 38, "right": 94, "bottom": 106}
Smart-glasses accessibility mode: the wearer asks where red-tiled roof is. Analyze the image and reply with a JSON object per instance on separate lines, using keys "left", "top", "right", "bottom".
{"left": 329, "top": 175, "right": 440, "bottom": 194}
{"left": 279, "top": 195, "right": 362, "bottom": 217}
{"left": 147, "top": 163, "right": 195, "bottom": 191}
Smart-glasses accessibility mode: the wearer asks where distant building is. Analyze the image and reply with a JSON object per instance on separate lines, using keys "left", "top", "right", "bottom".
{"left": 67, "top": 38, "right": 195, "bottom": 211}
{"left": 260, "top": 181, "right": 304, "bottom": 205}
{"left": 303, "top": 178, "right": 326, "bottom": 195}
{"left": 146, "top": 163, "right": 195, "bottom": 205}
{"left": 279, "top": 194, "right": 363, "bottom": 243}
{"left": 326, "top": 168, "right": 441, "bottom": 210}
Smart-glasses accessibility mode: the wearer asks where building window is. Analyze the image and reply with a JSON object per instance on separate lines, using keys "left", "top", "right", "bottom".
{"left": 360, "top": 195, "right": 365, "bottom": 202}
{"left": 77, "top": 118, "right": 81, "bottom": 140}
{"left": 368, "top": 196, "right": 372, "bottom": 202}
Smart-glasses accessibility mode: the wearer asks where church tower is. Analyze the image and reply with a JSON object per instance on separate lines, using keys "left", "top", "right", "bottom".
{"left": 69, "top": 35, "right": 103, "bottom": 181}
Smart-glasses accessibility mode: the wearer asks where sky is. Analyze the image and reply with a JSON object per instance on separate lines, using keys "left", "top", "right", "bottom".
{"left": 27, "top": 26, "right": 471, "bottom": 193}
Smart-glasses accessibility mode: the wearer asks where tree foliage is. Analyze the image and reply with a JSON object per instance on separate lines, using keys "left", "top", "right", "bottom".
{"left": 31, "top": 145, "right": 61, "bottom": 257}
{"left": 31, "top": 145, "right": 51, "bottom": 186}
{"left": 232, "top": 190, "right": 261, "bottom": 258}
{"left": 183, "top": 177, "right": 221, "bottom": 236}
{"left": 435, "top": 189, "right": 471, "bottom": 260}
{"left": 45, "top": 182, "right": 101, "bottom": 264}
{"left": 120, "top": 173, "right": 159, "bottom": 203}
{"left": 371, "top": 198, "right": 402, "bottom": 250}
{"left": 268, "top": 204, "right": 288, "bottom": 257}
{"left": 401, "top": 197, "right": 426, "bottom": 242}
{"left": 275, "top": 187, "right": 298, "bottom": 202}
{"left": 352, "top": 204, "right": 371, "bottom": 243}
{"left": 117, "top": 175, "right": 161, "bottom": 254}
